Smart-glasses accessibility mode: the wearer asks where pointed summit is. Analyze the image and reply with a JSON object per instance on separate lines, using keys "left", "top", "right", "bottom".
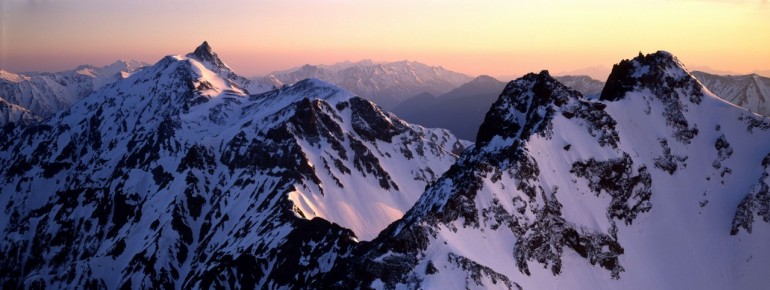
{"left": 183, "top": 41, "right": 265, "bottom": 93}
{"left": 476, "top": 70, "right": 584, "bottom": 146}
{"left": 186, "top": 41, "right": 229, "bottom": 71}
{"left": 190, "top": 41, "right": 214, "bottom": 59}
{"left": 195, "top": 41, "right": 212, "bottom": 53}
{"left": 601, "top": 51, "right": 704, "bottom": 144}
{"left": 601, "top": 50, "right": 702, "bottom": 102}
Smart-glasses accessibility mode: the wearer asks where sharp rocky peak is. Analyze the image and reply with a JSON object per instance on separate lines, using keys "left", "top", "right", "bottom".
{"left": 476, "top": 70, "right": 582, "bottom": 146}
{"left": 601, "top": 50, "right": 703, "bottom": 102}
{"left": 186, "top": 41, "right": 229, "bottom": 71}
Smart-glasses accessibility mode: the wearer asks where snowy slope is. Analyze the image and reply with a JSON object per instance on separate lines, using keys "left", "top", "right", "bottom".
{"left": 268, "top": 60, "right": 472, "bottom": 109}
{"left": 0, "top": 60, "right": 147, "bottom": 119}
{"left": 0, "top": 43, "right": 466, "bottom": 289}
{"left": 692, "top": 71, "right": 770, "bottom": 116}
{"left": 337, "top": 52, "right": 770, "bottom": 289}
{"left": 186, "top": 41, "right": 283, "bottom": 95}
{"left": 0, "top": 97, "right": 41, "bottom": 126}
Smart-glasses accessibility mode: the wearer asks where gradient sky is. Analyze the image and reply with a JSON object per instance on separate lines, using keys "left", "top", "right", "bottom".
{"left": 1, "top": 0, "right": 769, "bottom": 80}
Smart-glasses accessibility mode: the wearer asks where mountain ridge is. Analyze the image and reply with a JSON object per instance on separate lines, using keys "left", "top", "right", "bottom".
{"left": 2, "top": 47, "right": 769, "bottom": 289}
{"left": 392, "top": 75, "right": 507, "bottom": 141}
{"left": 692, "top": 71, "right": 770, "bottom": 116}
{"left": 392, "top": 74, "right": 605, "bottom": 141}
{"left": 0, "top": 42, "right": 467, "bottom": 289}
{"left": 0, "top": 60, "right": 148, "bottom": 122}
{"left": 267, "top": 59, "right": 472, "bottom": 109}
{"left": 335, "top": 51, "right": 770, "bottom": 289}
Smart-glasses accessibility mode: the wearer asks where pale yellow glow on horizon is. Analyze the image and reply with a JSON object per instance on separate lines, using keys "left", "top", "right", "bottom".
{"left": 1, "top": 0, "right": 768, "bottom": 79}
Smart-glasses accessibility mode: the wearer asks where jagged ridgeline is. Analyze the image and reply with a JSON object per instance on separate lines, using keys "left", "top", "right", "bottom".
{"left": 0, "top": 42, "right": 467, "bottom": 289}
{"left": 0, "top": 60, "right": 148, "bottom": 126}
{"left": 269, "top": 60, "right": 472, "bottom": 110}
{"left": 335, "top": 52, "right": 770, "bottom": 289}
{"left": 692, "top": 71, "right": 770, "bottom": 117}
{"left": 2, "top": 48, "right": 769, "bottom": 290}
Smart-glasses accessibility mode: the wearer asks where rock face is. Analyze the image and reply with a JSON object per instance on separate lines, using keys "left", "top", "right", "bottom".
{"left": 692, "top": 71, "right": 770, "bottom": 117}
{"left": 335, "top": 52, "right": 770, "bottom": 289}
{"left": 0, "top": 43, "right": 466, "bottom": 289}
{"left": 268, "top": 60, "right": 472, "bottom": 109}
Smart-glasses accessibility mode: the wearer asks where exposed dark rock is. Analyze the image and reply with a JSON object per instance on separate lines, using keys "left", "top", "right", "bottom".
{"left": 654, "top": 139, "right": 688, "bottom": 174}
{"left": 731, "top": 153, "right": 770, "bottom": 235}
{"left": 571, "top": 154, "right": 652, "bottom": 225}
{"left": 600, "top": 51, "right": 703, "bottom": 144}
{"left": 448, "top": 252, "right": 521, "bottom": 290}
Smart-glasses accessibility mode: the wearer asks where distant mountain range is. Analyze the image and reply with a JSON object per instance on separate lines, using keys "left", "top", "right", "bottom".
{"left": 5, "top": 56, "right": 767, "bottom": 133}
{"left": 392, "top": 74, "right": 606, "bottom": 141}
{"left": 0, "top": 60, "right": 148, "bottom": 120}
{"left": 692, "top": 71, "right": 770, "bottom": 116}
{"left": 266, "top": 60, "right": 472, "bottom": 109}
{"left": 554, "top": 75, "right": 606, "bottom": 97}
{"left": 392, "top": 75, "right": 507, "bottom": 141}
{"left": 0, "top": 97, "right": 40, "bottom": 127}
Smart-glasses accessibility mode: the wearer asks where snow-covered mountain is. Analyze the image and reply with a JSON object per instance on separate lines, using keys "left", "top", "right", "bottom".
{"left": 0, "top": 43, "right": 283, "bottom": 128}
{"left": 186, "top": 41, "right": 283, "bottom": 95}
{"left": 333, "top": 51, "right": 770, "bottom": 289}
{"left": 692, "top": 71, "right": 770, "bottom": 116}
{"left": 0, "top": 60, "right": 148, "bottom": 121}
{"left": 554, "top": 75, "right": 605, "bottom": 98}
{"left": 0, "top": 42, "right": 467, "bottom": 289}
{"left": 0, "top": 97, "right": 40, "bottom": 127}
{"left": 271, "top": 59, "right": 381, "bottom": 75}
{"left": 5, "top": 46, "right": 769, "bottom": 289}
{"left": 268, "top": 60, "right": 472, "bottom": 109}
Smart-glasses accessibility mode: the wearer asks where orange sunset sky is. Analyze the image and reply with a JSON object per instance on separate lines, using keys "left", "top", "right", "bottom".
{"left": 1, "top": 0, "right": 769, "bottom": 80}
